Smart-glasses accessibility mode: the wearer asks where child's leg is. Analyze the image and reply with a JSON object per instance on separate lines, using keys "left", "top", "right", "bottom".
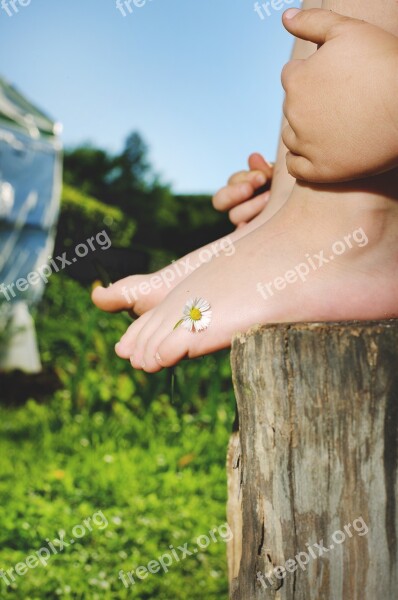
{"left": 117, "top": 171, "right": 398, "bottom": 371}
{"left": 92, "top": 0, "right": 321, "bottom": 317}
{"left": 266, "top": 0, "right": 321, "bottom": 219}
{"left": 116, "top": 0, "right": 398, "bottom": 371}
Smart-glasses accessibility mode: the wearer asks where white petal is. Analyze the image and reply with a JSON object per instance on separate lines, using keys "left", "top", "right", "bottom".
{"left": 178, "top": 298, "right": 212, "bottom": 332}
{"left": 182, "top": 318, "right": 193, "bottom": 331}
{"left": 197, "top": 298, "right": 210, "bottom": 310}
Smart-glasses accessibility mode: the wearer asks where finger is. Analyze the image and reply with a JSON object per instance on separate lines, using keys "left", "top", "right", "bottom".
{"left": 212, "top": 182, "right": 256, "bottom": 212}
{"left": 282, "top": 8, "right": 351, "bottom": 45}
{"left": 282, "top": 97, "right": 287, "bottom": 119}
{"left": 281, "top": 125, "right": 300, "bottom": 155}
{"left": 228, "top": 170, "right": 267, "bottom": 187}
{"left": 227, "top": 170, "right": 249, "bottom": 185}
{"left": 281, "top": 59, "right": 304, "bottom": 92}
{"left": 229, "top": 192, "right": 270, "bottom": 226}
{"left": 248, "top": 153, "right": 274, "bottom": 178}
{"left": 285, "top": 151, "right": 316, "bottom": 182}
{"left": 232, "top": 169, "right": 270, "bottom": 190}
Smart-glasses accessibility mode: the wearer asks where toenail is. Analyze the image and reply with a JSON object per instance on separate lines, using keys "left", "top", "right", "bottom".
{"left": 115, "top": 342, "right": 120, "bottom": 352}
{"left": 155, "top": 352, "right": 163, "bottom": 365}
{"left": 141, "top": 361, "right": 146, "bottom": 369}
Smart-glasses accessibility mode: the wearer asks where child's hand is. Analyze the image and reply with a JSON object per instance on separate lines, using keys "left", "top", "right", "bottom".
{"left": 282, "top": 9, "right": 398, "bottom": 183}
{"left": 212, "top": 153, "right": 273, "bottom": 227}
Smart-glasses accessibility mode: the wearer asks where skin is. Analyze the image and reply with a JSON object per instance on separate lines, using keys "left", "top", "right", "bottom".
{"left": 91, "top": 0, "right": 320, "bottom": 317}
{"left": 111, "top": 0, "right": 398, "bottom": 372}
{"left": 212, "top": 153, "right": 273, "bottom": 227}
{"left": 282, "top": 8, "right": 398, "bottom": 183}
{"left": 92, "top": 154, "right": 273, "bottom": 316}
{"left": 115, "top": 177, "right": 398, "bottom": 372}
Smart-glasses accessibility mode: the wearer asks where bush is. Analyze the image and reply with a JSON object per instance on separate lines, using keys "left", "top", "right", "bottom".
{"left": 0, "top": 274, "right": 236, "bottom": 598}
{"left": 57, "top": 185, "right": 136, "bottom": 251}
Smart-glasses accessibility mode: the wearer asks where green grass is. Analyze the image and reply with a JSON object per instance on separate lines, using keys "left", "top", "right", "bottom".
{"left": 0, "top": 276, "right": 236, "bottom": 599}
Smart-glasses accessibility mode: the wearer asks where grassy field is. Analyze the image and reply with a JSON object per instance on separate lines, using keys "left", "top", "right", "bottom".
{"left": 0, "top": 275, "right": 236, "bottom": 599}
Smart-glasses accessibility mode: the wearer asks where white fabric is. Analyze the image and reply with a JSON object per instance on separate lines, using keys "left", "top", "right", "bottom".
{"left": 0, "top": 302, "right": 41, "bottom": 373}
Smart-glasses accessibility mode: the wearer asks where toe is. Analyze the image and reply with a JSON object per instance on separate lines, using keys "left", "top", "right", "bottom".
{"left": 129, "top": 315, "right": 164, "bottom": 370}
{"left": 92, "top": 276, "right": 138, "bottom": 312}
{"left": 116, "top": 311, "right": 153, "bottom": 359}
{"left": 153, "top": 316, "right": 231, "bottom": 369}
{"left": 154, "top": 328, "right": 193, "bottom": 369}
{"left": 141, "top": 328, "right": 173, "bottom": 373}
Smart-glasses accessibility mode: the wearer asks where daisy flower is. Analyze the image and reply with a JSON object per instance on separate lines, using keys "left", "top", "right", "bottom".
{"left": 174, "top": 297, "right": 212, "bottom": 333}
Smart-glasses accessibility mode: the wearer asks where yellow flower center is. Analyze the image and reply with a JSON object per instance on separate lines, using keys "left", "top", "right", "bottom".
{"left": 189, "top": 307, "right": 202, "bottom": 321}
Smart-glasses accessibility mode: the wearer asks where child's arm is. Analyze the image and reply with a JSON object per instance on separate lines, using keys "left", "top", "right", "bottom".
{"left": 282, "top": 9, "right": 398, "bottom": 183}
{"left": 212, "top": 153, "right": 273, "bottom": 227}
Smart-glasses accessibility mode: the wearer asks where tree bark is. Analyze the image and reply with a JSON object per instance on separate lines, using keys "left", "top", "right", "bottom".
{"left": 227, "top": 424, "right": 242, "bottom": 590}
{"left": 228, "top": 321, "right": 398, "bottom": 600}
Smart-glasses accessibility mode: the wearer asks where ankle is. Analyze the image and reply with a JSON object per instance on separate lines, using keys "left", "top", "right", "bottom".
{"left": 288, "top": 175, "right": 398, "bottom": 247}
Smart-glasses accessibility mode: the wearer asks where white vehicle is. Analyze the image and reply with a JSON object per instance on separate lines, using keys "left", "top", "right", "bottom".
{"left": 0, "top": 77, "right": 62, "bottom": 372}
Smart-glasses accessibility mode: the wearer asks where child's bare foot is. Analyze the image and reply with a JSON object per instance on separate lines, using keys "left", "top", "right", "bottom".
{"left": 115, "top": 174, "right": 398, "bottom": 372}
{"left": 91, "top": 232, "right": 239, "bottom": 316}
{"left": 92, "top": 155, "right": 276, "bottom": 316}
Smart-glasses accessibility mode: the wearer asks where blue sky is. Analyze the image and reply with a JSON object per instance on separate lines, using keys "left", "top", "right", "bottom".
{"left": 0, "top": 0, "right": 298, "bottom": 193}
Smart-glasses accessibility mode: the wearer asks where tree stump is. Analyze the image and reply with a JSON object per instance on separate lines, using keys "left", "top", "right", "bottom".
{"left": 228, "top": 321, "right": 398, "bottom": 600}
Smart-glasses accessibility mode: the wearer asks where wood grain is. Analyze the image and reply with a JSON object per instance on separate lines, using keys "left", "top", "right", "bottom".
{"left": 228, "top": 321, "right": 398, "bottom": 600}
